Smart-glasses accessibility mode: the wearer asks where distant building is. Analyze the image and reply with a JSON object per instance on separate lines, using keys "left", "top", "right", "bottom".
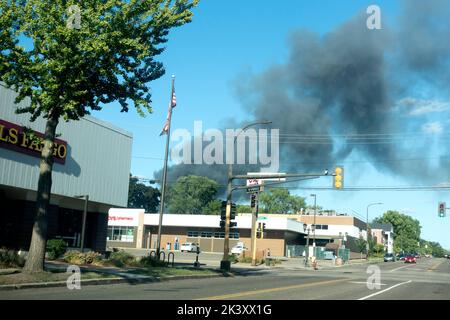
{"left": 370, "top": 223, "right": 394, "bottom": 253}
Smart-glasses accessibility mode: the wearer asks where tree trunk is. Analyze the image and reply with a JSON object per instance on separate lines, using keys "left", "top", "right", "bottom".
{"left": 23, "top": 112, "right": 59, "bottom": 273}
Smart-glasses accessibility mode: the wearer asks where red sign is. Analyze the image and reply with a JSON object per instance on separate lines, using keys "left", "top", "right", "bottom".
{"left": 0, "top": 119, "right": 67, "bottom": 164}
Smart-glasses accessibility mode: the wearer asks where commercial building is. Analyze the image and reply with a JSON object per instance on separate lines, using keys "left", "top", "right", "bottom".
{"left": 259, "top": 211, "right": 369, "bottom": 259}
{"left": 107, "top": 209, "right": 310, "bottom": 257}
{"left": 0, "top": 84, "right": 132, "bottom": 252}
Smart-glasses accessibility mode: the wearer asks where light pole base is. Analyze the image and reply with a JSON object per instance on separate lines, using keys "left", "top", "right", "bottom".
{"left": 220, "top": 260, "right": 231, "bottom": 272}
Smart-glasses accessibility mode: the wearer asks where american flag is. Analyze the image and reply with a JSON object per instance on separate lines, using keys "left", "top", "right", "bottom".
{"left": 160, "top": 88, "right": 176, "bottom": 136}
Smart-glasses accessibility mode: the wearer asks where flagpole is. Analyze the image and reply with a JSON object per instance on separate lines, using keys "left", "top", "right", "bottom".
{"left": 156, "top": 75, "right": 175, "bottom": 257}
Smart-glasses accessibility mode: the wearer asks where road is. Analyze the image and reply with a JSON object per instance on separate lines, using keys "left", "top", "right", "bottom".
{"left": 1, "top": 258, "right": 449, "bottom": 300}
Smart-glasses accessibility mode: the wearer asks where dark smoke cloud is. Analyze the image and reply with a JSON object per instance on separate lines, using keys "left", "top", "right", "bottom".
{"left": 155, "top": 0, "right": 450, "bottom": 192}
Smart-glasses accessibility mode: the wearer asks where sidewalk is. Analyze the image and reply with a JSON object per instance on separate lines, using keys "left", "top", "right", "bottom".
{"left": 0, "top": 261, "right": 233, "bottom": 291}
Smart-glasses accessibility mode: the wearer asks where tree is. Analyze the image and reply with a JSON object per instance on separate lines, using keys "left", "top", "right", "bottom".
{"left": 259, "top": 188, "right": 306, "bottom": 214}
{"left": 373, "top": 210, "right": 421, "bottom": 253}
{"left": 237, "top": 205, "right": 252, "bottom": 213}
{"left": 203, "top": 200, "right": 222, "bottom": 215}
{"left": 0, "top": 0, "right": 198, "bottom": 272}
{"left": 167, "top": 175, "right": 219, "bottom": 214}
{"left": 128, "top": 175, "right": 160, "bottom": 212}
{"left": 356, "top": 237, "right": 367, "bottom": 260}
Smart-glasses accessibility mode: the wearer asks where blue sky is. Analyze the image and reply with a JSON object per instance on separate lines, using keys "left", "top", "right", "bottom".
{"left": 91, "top": 0, "right": 450, "bottom": 249}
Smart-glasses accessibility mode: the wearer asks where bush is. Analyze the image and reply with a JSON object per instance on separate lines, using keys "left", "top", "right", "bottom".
{"left": 46, "top": 239, "right": 68, "bottom": 260}
{"left": 63, "top": 251, "right": 103, "bottom": 265}
{"left": 106, "top": 250, "right": 136, "bottom": 267}
{"left": 0, "top": 248, "right": 25, "bottom": 268}
{"left": 139, "top": 255, "right": 167, "bottom": 268}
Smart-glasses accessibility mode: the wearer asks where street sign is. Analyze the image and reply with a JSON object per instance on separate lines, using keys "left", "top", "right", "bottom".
{"left": 247, "top": 172, "right": 286, "bottom": 182}
{"left": 258, "top": 216, "right": 267, "bottom": 221}
{"left": 246, "top": 178, "right": 264, "bottom": 194}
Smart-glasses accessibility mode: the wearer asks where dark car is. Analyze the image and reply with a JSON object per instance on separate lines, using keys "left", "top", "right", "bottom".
{"left": 384, "top": 253, "right": 396, "bottom": 262}
{"left": 404, "top": 255, "right": 417, "bottom": 263}
{"left": 397, "top": 254, "right": 406, "bottom": 261}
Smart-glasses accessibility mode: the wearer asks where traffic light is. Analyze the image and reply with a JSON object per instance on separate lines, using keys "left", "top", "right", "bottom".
{"left": 220, "top": 201, "right": 227, "bottom": 220}
{"left": 438, "top": 202, "right": 446, "bottom": 218}
{"left": 250, "top": 194, "right": 257, "bottom": 208}
{"left": 333, "top": 166, "right": 344, "bottom": 189}
{"left": 220, "top": 201, "right": 238, "bottom": 229}
{"left": 230, "top": 203, "right": 236, "bottom": 220}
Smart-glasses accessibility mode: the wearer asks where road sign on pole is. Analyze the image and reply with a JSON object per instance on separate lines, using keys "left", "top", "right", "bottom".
{"left": 246, "top": 178, "right": 264, "bottom": 193}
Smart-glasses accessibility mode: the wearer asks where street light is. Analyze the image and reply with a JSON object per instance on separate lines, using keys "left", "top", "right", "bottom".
{"left": 303, "top": 223, "right": 311, "bottom": 267}
{"left": 221, "top": 120, "right": 272, "bottom": 272}
{"left": 310, "top": 194, "right": 317, "bottom": 248}
{"left": 366, "top": 202, "right": 383, "bottom": 260}
{"left": 74, "top": 195, "right": 89, "bottom": 252}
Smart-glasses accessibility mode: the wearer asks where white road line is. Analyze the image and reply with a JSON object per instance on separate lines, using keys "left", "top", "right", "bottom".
{"left": 349, "top": 281, "right": 389, "bottom": 286}
{"left": 358, "top": 280, "right": 412, "bottom": 300}
{"left": 349, "top": 281, "right": 387, "bottom": 286}
{"left": 389, "top": 265, "right": 414, "bottom": 272}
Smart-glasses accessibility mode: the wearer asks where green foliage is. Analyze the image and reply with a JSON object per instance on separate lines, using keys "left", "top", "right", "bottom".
{"left": 46, "top": 239, "right": 68, "bottom": 260}
{"left": 374, "top": 211, "right": 421, "bottom": 252}
{"left": 237, "top": 205, "right": 252, "bottom": 213}
{"left": 128, "top": 174, "right": 160, "bottom": 212}
{"left": 63, "top": 251, "right": 102, "bottom": 265}
{"left": 203, "top": 199, "right": 222, "bottom": 215}
{"left": 0, "top": 0, "right": 199, "bottom": 121}
{"left": 0, "top": 248, "right": 25, "bottom": 268}
{"left": 167, "top": 175, "right": 219, "bottom": 214}
{"left": 259, "top": 188, "right": 306, "bottom": 214}
{"left": 372, "top": 244, "right": 385, "bottom": 257}
{"left": 356, "top": 237, "right": 367, "bottom": 254}
{"left": 106, "top": 250, "right": 136, "bottom": 267}
{"left": 138, "top": 255, "right": 167, "bottom": 268}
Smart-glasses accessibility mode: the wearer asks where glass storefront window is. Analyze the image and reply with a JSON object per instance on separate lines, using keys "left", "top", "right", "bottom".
{"left": 107, "top": 226, "right": 134, "bottom": 242}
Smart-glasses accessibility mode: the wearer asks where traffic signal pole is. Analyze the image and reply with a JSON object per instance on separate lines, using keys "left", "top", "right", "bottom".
{"left": 251, "top": 193, "right": 259, "bottom": 266}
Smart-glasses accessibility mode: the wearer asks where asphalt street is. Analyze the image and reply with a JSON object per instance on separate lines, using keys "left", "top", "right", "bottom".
{"left": 1, "top": 257, "right": 448, "bottom": 300}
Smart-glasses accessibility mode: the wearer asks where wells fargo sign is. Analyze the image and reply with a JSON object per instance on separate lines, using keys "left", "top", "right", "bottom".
{"left": 0, "top": 119, "right": 67, "bottom": 164}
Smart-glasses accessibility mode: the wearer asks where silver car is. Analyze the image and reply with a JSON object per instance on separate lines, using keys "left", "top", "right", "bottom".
{"left": 384, "top": 253, "right": 396, "bottom": 262}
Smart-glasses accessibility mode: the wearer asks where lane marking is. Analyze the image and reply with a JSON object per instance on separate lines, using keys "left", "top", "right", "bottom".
{"left": 197, "top": 278, "right": 348, "bottom": 300}
{"left": 358, "top": 280, "right": 412, "bottom": 300}
{"left": 427, "top": 260, "right": 444, "bottom": 272}
{"left": 349, "top": 281, "right": 387, "bottom": 286}
{"left": 389, "top": 265, "right": 415, "bottom": 272}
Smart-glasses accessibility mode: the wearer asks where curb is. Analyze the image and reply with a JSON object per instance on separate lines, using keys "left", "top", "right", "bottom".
{"left": 0, "top": 272, "right": 229, "bottom": 291}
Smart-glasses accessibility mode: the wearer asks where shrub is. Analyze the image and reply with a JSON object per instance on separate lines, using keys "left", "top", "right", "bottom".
{"left": 63, "top": 251, "right": 103, "bottom": 265}
{"left": 139, "top": 255, "right": 167, "bottom": 268}
{"left": 46, "top": 239, "right": 68, "bottom": 260}
{"left": 0, "top": 248, "right": 25, "bottom": 268}
{"left": 106, "top": 250, "right": 136, "bottom": 267}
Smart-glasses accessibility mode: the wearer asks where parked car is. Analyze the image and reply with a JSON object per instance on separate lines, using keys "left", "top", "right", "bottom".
{"left": 180, "top": 242, "right": 199, "bottom": 253}
{"left": 404, "top": 255, "right": 417, "bottom": 263}
{"left": 231, "top": 243, "right": 248, "bottom": 255}
{"left": 397, "top": 254, "right": 406, "bottom": 261}
{"left": 384, "top": 253, "right": 396, "bottom": 262}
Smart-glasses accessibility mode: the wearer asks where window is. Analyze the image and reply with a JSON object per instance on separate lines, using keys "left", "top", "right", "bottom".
{"left": 200, "top": 232, "right": 212, "bottom": 238}
{"left": 107, "top": 226, "right": 134, "bottom": 242}
{"left": 187, "top": 231, "right": 199, "bottom": 237}
{"left": 322, "top": 225, "right": 328, "bottom": 230}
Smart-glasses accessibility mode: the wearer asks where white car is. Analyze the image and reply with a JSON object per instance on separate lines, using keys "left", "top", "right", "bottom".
{"left": 231, "top": 243, "right": 248, "bottom": 255}
{"left": 180, "top": 242, "right": 199, "bottom": 253}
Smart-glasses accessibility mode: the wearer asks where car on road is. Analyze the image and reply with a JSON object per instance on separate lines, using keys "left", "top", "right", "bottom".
{"left": 231, "top": 243, "right": 248, "bottom": 255}
{"left": 404, "top": 255, "right": 417, "bottom": 263}
{"left": 180, "top": 242, "right": 200, "bottom": 253}
{"left": 397, "top": 254, "right": 406, "bottom": 261}
{"left": 384, "top": 253, "right": 396, "bottom": 262}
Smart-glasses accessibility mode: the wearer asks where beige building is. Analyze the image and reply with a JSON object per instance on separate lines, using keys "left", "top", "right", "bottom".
{"left": 106, "top": 209, "right": 309, "bottom": 257}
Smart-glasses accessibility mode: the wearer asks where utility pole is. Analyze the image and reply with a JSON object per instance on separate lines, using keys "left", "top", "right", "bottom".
{"left": 311, "top": 194, "right": 317, "bottom": 248}
{"left": 251, "top": 193, "right": 259, "bottom": 266}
